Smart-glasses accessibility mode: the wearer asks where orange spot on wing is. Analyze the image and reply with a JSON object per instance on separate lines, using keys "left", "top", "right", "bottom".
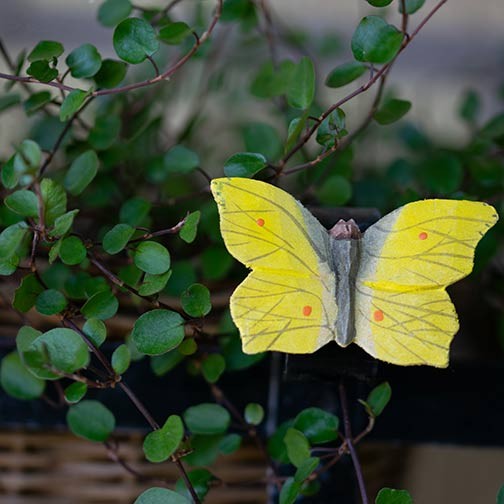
{"left": 303, "top": 305, "right": 312, "bottom": 316}
{"left": 256, "top": 218, "right": 265, "bottom": 227}
{"left": 373, "top": 310, "right": 384, "bottom": 322}
{"left": 418, "top": 232, "right": 428, "bottom": 240}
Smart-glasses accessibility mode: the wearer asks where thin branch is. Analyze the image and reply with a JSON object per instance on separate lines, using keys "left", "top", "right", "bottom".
{"left": 146, "top": 55, "right": 160, "bottom": 77}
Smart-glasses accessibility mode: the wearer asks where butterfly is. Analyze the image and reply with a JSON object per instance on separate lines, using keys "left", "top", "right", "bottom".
{"left": 210, "top": 177, "right": 498, "bottom": 367}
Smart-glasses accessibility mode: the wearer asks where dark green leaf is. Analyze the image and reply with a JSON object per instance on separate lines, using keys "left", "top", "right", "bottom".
{"left": 0, "top": 255, "right": 19, "bottom": 276}
{"left": 67, "top": 400, "right": 115, "bottom": 442}
{"left": 113, "top": 17, "right": 159, "bottom": 64}
{"left": 150, "top": 349, "right": 184, "bottom": 376}
{"left": 244, "top": 403, "right": 264, "bottom": 425}
{"left": 98, "top": 0, "right": 132, "bottom": 27}
{"left": 49, "top": 209, "right": 79, "bottom": 238}
{"left": 143, "top": 415, "right": 184, "bottom": 462}
{"left": 325, "top": 61, "right": 367, "bottom": 88}
{"left": 132, "top": 309, "right": 185, "bottom": 355}
{"left": 134, "top": 241, "right": 170, "bottom": 275}
{"left": 175, "top": 468, "right": 215, "bottom": 502}
{"left": 35, "top": 289, "right": 67, "bottom": 315}
{"left": 201, "top": 246, "right": 234, "bottom": 280}
{"left": 158, "top": 22, "right": 192, "bottom": 45}
{"left": 0, "top": 351, "right": 45, "bottom": 400}
{"left": 13, "top": 274, "right": 44, "bottom": 312}
{"left": 83, "top": 318, "right": 107, "bottom": 347}
{"left": 284, "top": 428, "right": 311, "bottom": 467}
{"left": 64, "top": 150, "right": 99, "bottom": 195}
{"left": 184, "top": 403, "right": 231, "bottom": 435}
{"left": 399, "top": 0, "right": 426, "bottom": 14}
{"left": 279, "top": 477, "right": 302, "bottom": 504}
{"left": 66, "top": 44, "right": 102, "bottom": 78}
{"left": 163, "top": 145, "right": 200, "bottom": 175}
{"left": 27, "top": 60, "right": 58, "bottom": 83}
{"left": 60, "top": 89, "right": 89, "bottom": 121}
{"left": 497, "top": 484, "right": 504, "bottom": 504}
{"left": 285, "top": 114, "right": 307, "bottom": 154}
{"left": 316, "top": 108, "right": 347, "bottom": 147}
{"left": 294, "top": 407, "right": 339, "bottom": 444}
{"left": 138, "top": 270, "right": 172, "bottom": 296}
{"left": 221, "top": 0, "right": 257, "bottom": 23}
{"left": 0, "top": 221, "right": 29, "bottom": 260}
{"left": 59, "top": 236, "right": 87, "bottom": 265}
{"left": 41, "top": 178, "right": 67, "bottom": 225}
{"left": 1, "top": 156, "right": 18, "bottom": 189}
{"left": 219, "top": 433, "right": 242, "bottom": 454}
{"left": 367, "top": 0, "right": 393, "bottom": 6}
{"left": 201, "top": 354, "right": 226, "bottom": 383}
{"left": 375, "top": 488, "right": 413, "bottom": 504}
{"left": 4, "top": 190, "right": 39, "bottom": 218}
{"left": 178, "top": 338, "right": 197, "bottom": 356}
{"left": 223, "top": 152, "right": 267, "bottom": 178}
{"left": 15, "top": 139, "right": 42, "bottom": 174}
{"left": 24, "top": 91, "right": 52, "bottom": 115}
{"left": 459, "top": 89, "right": 480, "bottom": 124}
{"left": 181, "top": 283, "right": 211, "bottom": 317}
{"left": 287, "top": 56, "right": 315, "bottom": 110}
{"left": 242, "top": 123, "right": 282, "bottom": 161}
{"left": 120, "top": 197, "right": 151, "bottom": 226}
{"left": 351, "top": 16, "right": 403, "bottom": 64}
{"left": 316, "top": 175, "right": 352, "bottom": 206}
{"left": 295, "top": 457, "right": 319, "bottom": 483}
{"left": 0, "top": 92, "right": 21, "bottom": 112}
{"left": 81, "top": 291, "right": 119, "bottom": 320}
{"left": 268, "top": 420, "right": 294, "bottom": 463}
{"left": 365, "top": 381, "right": 392, "bottom": 417}
{"left": 250, "top": 60, "right": 295, "bottom": 99}
{"left": 111, "top": 344, "right": 131, "bottom": 374}
{"left": 28, "top": 40, "right": 64, "bottom": 62}
{"left": 64, "top": 382, "right": 88, "bottom": 403}
{"left": 103, "top": 223, "right": 134, "bottom": 254}
{"left": 374, "top": 99, "right": 411, "bottom": 125}
{"left": 89, "top": 115, "right": 121, "bottom": 150}
{"left": 134, "top": 487, "right": 190, "bottom": 504}
{"left": 179, "top": 211, "right": 200, "bottom": 244}
{"left": 94, "top": 59, "right": 128, "bottom": 88}
{"left": 422, "top": 153, "right": 463, "bottom": 194}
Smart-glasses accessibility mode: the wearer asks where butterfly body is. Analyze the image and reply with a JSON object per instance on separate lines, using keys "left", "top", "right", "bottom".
{"left": 211, "top": 177, "right": 498, "bottom": 367}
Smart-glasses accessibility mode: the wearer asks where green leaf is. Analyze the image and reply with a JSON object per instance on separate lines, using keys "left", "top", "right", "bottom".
{"left": 294, "top": 407, "right": 339, "bottom": 443}
{"left": 244, "top": 403, "right": 264, "bottom": 425}
{"left": 351, "top": 16, "right": 403, "bottom": 64}
{"left": 316, "top": 108, "right": 347, "bottom": 147}
{"left": 422, "top": 153, "right": 463, "bottom": 195}
{"left": 178, "top": 338, "right": 197, "bottom": 356}
{"left": 60, "top": 89, "right": 89, "bottom": 121}
{"left": 285, "top": 114, "right": 307, "bottom": 154}
{"left": 28, "top": 41, "right": 64, "bottom": 62}
{"left": 83, "top": 318, "right": 107, "bottom": 347}
{"left": 294, "top": 456, "right": 319, "bottom": 483}
{"left": 0, "top": 351, "right": 45, "bottom": 400}
{"left": 459, "top": 89, "right": 480, "bottom": 124}
{"left": 375, "top": 488, "right": 413, "bottom": 504}
{"left": 26, "top": 328, "right": 90, "bottom": 377}
{"left": 13, "top": 274, "right": 44, "bottom": 312}
{"left": 88, "top": 115, "right": 121, "bottom": 150}
{"left": 325, "top": 61, "right": 367, "bottom": 88}
{"left": 35, "top": 289, "right": 67, "bottom": 315}
{"left": 81, "top": 291, "right": 119, "bottom": 320}
{"left": 279, "top": 477, "right": 302, "bottom": 504}
{"left": 0, "top": 255, "right": 19, "bottom": 276}
{"left": 2, "top": 156, "right": 18, "bottom": 189}
{"left": 4, "top": 190, "right": 39, "bottom": 218}
{"left": 120, "top": 197, "right": 151, "bottom": 226}
{"left": 15, "top": 139, "right": 42, "bottom": 174}
{"left": 163, "top": 145, "right": 200, "bottom": 175}
{"left": 24, "top": 91, "right": 52, "bottom": 115}
{"left": 59, "top": 236, "right": 87, "bottom": 265}
{"left": 134, "top": 487, "right": 190, "bottom": 504}
{"left": 49, "top": 209, "right": 79, "bottom": 238}
{"left": 111, "top": 344, "right": 131, "bottom": 374}
{"left": 399, "top": 0, "right": 426, "bottom": 14}
{"left": 158, "top": 22, "right": 192, "bottom": 45}
{"left": 219, "top": 433, "right": 242, "bottom": 454}
{"left": 181, "top": 283, "right": 211, "bottom": 317}
{"left": 94, "top": 59, "right": 128, "bottom": 88}
{"left": 64, "top": 150, "right": 99, "bottom": 195}
{"left": 223, "top": 152, "right": 267, "bottom": 178}
{"left": 67, "top": 400, "right": 115, "bottom": 442}
{"left": 316, "top": 175, "right": 352, "bottom": 206}
{"left": 150, "top": 349, "right": 184, "bottom": 376}
{"left": 0, "top": 92, "right": 21, "bottom": 112}
{"left": 103, "top": 223, "right": 134, "bottom": 254}
{"left": 179, "top": 211, "right": 200, "bottom": 244}
{"left": 138, "top": 270, "right": 172, "bottom": 296}
{"left": 184, "top": 403, "right": 231, "bottom": 435}
{"left": 287, "top": 56, "right": 315, "bottom": 110}
{"left": 374, "top": 99, "right": 412, "bottom": 125}
{"left": 221, "top": 0, "right": 257, "bottom": 23}
{"left": 201, "top": 354, "right": 226, "bottom": 383}
{"left": 365, "top": 381, "right": 392, "bottom": 417}
{"left": 41, "top": 178, "right": 67, "bottom": 225}
{"left": 175, "top": 468, "right": 215, "bottom": 502}
{"left": 26, "top": 60, "right": 58, "bottom": 83}
{"left": 284, "top": 428, "right": 311, "bottom": 467}
{"left": 134, "top": 241, "right": 171, "bottom": 275}
{"left": 242, "top": 123, "right": 282, "bottom": 161}
{"left": 132, "top": 309, "right": 185, "bottom": 355}
{"left": 497, "top": 484, "right": 504, "bottom": 504}
{"left": 0, "top": 221, "right": 29, "bottom": 260}
{"left": 251, "top": 60, "right": 295, "bottom": 99}
{"left": 143, "top": 415, "right": 184, "bottom": 463}
{"left": 367, "top": 0, "right": 393, "bottom": 6}
{"left": 66, "top": 44, "right": 102, "bottom": 78}
{"left": 113, "top": 17, "right": 159, "bottom": 64}
{"left": 98, "top": 0, "right": 133, "bottom": 27}
{"left": 64, "top": 382, "right": 88, "bottom": 403}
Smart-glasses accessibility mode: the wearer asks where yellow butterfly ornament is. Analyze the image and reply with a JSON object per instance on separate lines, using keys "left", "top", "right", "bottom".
{"left": 211, "top": 177, "right": 498, "bottom": 367}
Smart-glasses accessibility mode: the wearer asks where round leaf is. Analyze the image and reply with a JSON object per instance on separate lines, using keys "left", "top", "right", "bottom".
{"left": 374, "top": 99, "right": 412, "bottom": 125}
{"left": 64, "top": 150, "right": 99, "bottom": 196}
{"left": 143, "top": 415, "right": 184, "bottom": 463}
{"left": 179, "top": 211, "right": 201, "bottom": 244}
{"left": 64, "top": 382, "right": 88, "bottom": 404}
{"left": 98, "top": 0, "right": 132, "bottom": 27}
{"left": 67, "top": 400, "right": 115, "bottom": 442}
{"left": 113, "top": 17, "right": 159, "bottom": 64}
{"left": 83, "top": 318, "right": 107, "bottom": 347}
{"left": 223, "top": 152, "right": 267, "bottom": 178}
{"left": 184, "top": 403, "right": 231, "bottom": 435}
{"left": 35, "top": 289, "right": 67, "bottom": 315}
{"left": 351, "top": 16, "right": 403, "bottom": 64}
{"left": 111, "top": 344, "right": 131, "bottom": 374}
{"left": 0, "top": 221, "right": 29, "bottom": 259}
{"left": 27, "top": 61, "right": 58, "bottom": 83}
{"left": 294, "top": 407, "right": 339, "bottom": 443}
{"left": 399, "top": 0, "right": 426, "bottom": 14}
{"left": 66, "top": 44, "right": 102, "bottom": 78}
{"left": 163, "top": 145, "right": 200, "bottom": 175}
{"left": 201, "top": 354, "right": 225, "bottom": 383}
{"left": 0, "top": 351, "right": 45, "bottom": 400}
{"left": 367, "top": 0, "right": 393, "bottom": 6}
{"left": 94, "top": 59, "right": 128, "bottom": 88}
{"left": 28, "top": 40, "right": 64, "bottom": 62}
{"left": 134, "top": 241, "right": 171, "bottom": 275}
{"left": 181, "top": 283, "right": 211, "bottom": 317}
{"left": 376, "top": 488, "right": 413, "bottom": 504}
{"left": 134, "top": 488, "right": 190, "bottom": 504}
{"left": 325, "top": 61, "right": 367, "bottom": 88}
{"left": 103, "top": 223, "right": 135, "bottom": 254}
{"left": 60, "top": 89, "right": 89, "bottom": 121}
{"left": 158, "top": 22, "right": 192, "bottom": 45}
{"left": 316, "top": 175, "right": 352, "bottom": 206}
{"left": 59, "top": 236, "right": 87, "bottom": 265}
{"left": 244, "top": 403, "right": 264, "bottom": 425}
{"left": 132, "top": 309, "right": 185, "bottom": 355}
{"left": 4, "top": 190, "right": 39, "bottom": 217}
{"left": 81, "top": 291, "right": 119, "bottom": 320}
{"left": 365, "top": 381, "right": 392, "bottom": 417}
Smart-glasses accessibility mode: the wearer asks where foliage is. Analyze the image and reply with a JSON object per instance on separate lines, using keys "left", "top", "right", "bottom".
{"left": 0, "top": 0, "right": 502, "bottom": 502}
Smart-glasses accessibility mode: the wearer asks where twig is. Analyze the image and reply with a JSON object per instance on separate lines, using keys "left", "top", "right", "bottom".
{"left": 147, "top": 55, "right": 160, "bottom": 77}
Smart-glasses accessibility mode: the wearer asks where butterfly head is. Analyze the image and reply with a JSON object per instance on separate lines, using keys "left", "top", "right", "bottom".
{"left": 329, "top": 219, "right": 362, "bottom": 240}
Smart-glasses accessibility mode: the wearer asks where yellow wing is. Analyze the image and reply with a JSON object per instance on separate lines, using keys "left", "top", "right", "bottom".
{"left": 211, "top": 177, "right": 338, "bottom": 354}
{"left": 354, "top": 199, "right": 498, "bottom": 367}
